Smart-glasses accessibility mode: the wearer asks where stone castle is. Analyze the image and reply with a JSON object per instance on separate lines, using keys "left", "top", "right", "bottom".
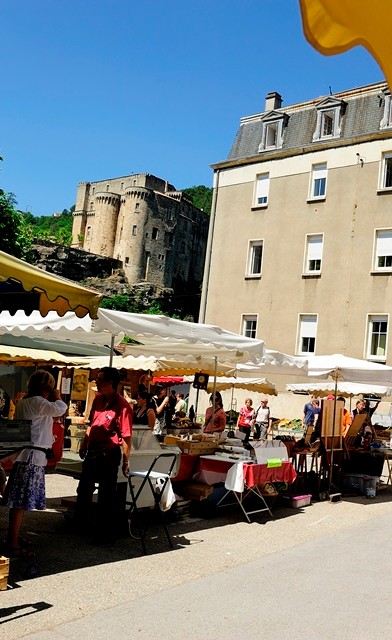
{"left": 72, "top": 173, "right": 210, "bottom": 307}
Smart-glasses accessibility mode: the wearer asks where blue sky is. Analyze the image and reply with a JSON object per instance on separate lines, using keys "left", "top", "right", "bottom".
{"left": 0, "top": 0, "right": 384, "bottom": 216}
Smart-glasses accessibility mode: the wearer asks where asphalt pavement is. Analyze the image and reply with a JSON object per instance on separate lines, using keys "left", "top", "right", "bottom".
{"left": 1, "top": 472, "right": 392, "bottom": 639}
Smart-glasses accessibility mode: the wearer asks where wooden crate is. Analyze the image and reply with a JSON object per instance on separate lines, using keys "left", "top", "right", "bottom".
{"left": 177, "top": 440, "right": 219, "bottom": 456}
{"left": 0, "top": 556, "right": 9, "bottom": 591}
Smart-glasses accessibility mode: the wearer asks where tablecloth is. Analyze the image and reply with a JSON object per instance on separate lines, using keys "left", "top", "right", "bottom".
{"left": 195, "top": 455, "right": 296, "bottom": 492}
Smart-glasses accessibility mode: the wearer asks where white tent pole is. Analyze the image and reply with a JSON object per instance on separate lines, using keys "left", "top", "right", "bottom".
{"left": 109, "top": 334, "right": 115, "bottom": 367}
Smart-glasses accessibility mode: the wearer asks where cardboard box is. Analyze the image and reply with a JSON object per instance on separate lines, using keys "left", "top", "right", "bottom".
{"left": 180, "top": 482, "right": 213, "bottom": 500}
{"left": 177, "top": 440, "right": 219, "bottom": 456}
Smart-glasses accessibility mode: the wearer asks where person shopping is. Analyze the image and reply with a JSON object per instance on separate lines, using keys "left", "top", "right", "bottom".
{"left": 253, "top": 397, "right": 272, "bottom": 440}
{"left": 75, "top": 367, "right": 132, "bottom": 545}
{"left": 203, "top": 391, "right": 226, "bottom": 434}
{"left": 4, "top": 370, "right": 67, "bottom": 557}
{"left": 236, "top": 398, "right": 255, "bottom": 444}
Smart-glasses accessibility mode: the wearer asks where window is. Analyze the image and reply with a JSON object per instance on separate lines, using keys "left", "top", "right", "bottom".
{"left": 380, "top": 153, "right": 392, "bottom": 189}
{"left": 304, "top": 234, "right": 323, "bottom": 273}
{"left": 135, "top": 202, "right": 140, "bottom": 211}
{"left": 313, "top": 97, "right": 345, "bottom": 141}
{"left": 132, "top": 225, "right": 137, "bottom": 236}
{"left": 152, "top": 227, "right": 159, "bottom": 240}
{"left": 254, "top": 174, "right": 270, "bottom": 206}
{"left": 380, "top": 89, "right": 392, "bottom": 129}
{"left": 258, "top": 112, "right": 288, "bottom": 152}
{"left": 86, "top": 226, "right": 92, "bottom": 240}
{"left": 310, "top": 163, "right": 327, "bottom": 199}
{"left": 247, "top": 241, "right": 263, "bottom": 276}
{"left": 374, "top": 229, "right": 392, "bottom": 270}
{"left": 298, "top": 315, "right": 317, "bottom": 354}
{"left": 106, "top": 184, "right": 110, "bottom": 192}
{"left": 367, "top": 315, "right": 388, "bottom": 360}
{"left": 242, "top": 315, "right": 258, "bottom": 339}
{"left": 125, "top": 256, "right": 129, "bottom": 265}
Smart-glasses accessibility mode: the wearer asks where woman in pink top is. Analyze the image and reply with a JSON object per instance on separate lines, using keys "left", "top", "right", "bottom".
{"left": 236, "top": 397, "right": 255, "bottom": 444}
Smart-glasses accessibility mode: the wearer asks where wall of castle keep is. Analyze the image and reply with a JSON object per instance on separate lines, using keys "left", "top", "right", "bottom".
{"left": 72, "top": 173, "right": 209, "bottom": 295}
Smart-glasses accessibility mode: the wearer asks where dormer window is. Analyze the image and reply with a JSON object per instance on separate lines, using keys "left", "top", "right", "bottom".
{"left": 380, "top": 88, "right": 392, "bottom": 129}
{"left": 313, "top": 97, "right": 346, "bottom": 142}
{"left": 258, "top": 111, "right": 288, "bottom": 152}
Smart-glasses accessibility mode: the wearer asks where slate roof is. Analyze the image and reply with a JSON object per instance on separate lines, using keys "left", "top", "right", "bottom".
{"left": 227, "top": 82, "right": 390, "bottom": 161}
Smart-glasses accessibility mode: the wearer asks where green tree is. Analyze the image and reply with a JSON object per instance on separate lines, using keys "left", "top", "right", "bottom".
{"left": 0, "top": 189, "right": 32, "bottom": 259}
{"left": 182, "top": 185, "right": 213, "bottom": 214}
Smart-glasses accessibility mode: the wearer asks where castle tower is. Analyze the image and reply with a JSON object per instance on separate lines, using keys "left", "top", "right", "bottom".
{"left": 72, "top": 182, "right": 90, "bottom": 247}
{"left": 87, "top": 191, "right": 121, "bottom": 257}
{"left": 116, "top": 186, "right": 151, "bottom": 281}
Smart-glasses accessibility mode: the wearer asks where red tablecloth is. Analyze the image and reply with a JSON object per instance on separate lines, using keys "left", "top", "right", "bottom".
{"left": 243, "top": 461, "right": 296, "bottom": 487}
{"left": 195, "top": 456, "right": 296, "bottom": 487}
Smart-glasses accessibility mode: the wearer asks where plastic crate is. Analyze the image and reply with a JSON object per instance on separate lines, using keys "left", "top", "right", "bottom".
{"left": 290, "top": 494, "right": 312, "bottom": 508}
{"left": 341, "top": 473, "right": 379, "bottom": 496}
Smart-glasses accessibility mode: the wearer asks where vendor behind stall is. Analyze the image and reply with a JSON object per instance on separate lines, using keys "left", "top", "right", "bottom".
{"left": 203, "top": 391, "right": 226, "bottom": 434}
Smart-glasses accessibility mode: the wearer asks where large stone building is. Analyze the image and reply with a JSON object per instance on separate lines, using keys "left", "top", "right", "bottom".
{"left": 72, "top": 173, "right": 209, "bottom": 313}
{"left": 201, "top": 81, "right": 392, "bottom": 389}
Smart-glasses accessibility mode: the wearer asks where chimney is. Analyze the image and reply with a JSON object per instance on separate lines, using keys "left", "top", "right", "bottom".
{"left": 265, "top": 91, "right": 283, "bottom": 111}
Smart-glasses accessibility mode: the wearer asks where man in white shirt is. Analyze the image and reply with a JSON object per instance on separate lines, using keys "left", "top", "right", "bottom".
{"left": 253, "top": 397, "right": 272, "bottom": 440}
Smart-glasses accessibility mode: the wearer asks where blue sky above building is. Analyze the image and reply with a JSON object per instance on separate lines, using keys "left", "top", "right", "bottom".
{"left": 0, "top": 0, "right": 383, "bottom": 216}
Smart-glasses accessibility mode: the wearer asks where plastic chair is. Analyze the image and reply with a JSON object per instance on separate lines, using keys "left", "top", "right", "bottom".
{"left": 127, "top": 452, "right": 177, "bottom": 554}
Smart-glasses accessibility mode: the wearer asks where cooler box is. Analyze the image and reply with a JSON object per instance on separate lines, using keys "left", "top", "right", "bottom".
{"left": 340, "top": 473, "right": 379, "bottom": 496}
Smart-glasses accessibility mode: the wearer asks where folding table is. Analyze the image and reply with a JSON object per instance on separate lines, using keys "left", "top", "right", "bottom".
{"left": 197, "top": 456, "right": 297, "bottom": 523}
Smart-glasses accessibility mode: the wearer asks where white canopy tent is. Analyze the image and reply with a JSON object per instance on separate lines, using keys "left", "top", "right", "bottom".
{"left": 306, "top": 354, "right": 392, "bottom": 386}
{"left": 204, "top": 377, "right": 277, "bottom": 395}
{"left": 233, "top": 349, "right": 308, "bottom": 377}
{"left": 286, "top": 381, "right": 392, "bottom": 398}
{"left": 74, "top": 354, "right": 235, "bottom": 377}
{"left": 0, "top": 308, "right": 265, "bottom": 366}
{"left": 97, "top": 309, "right": 266, "bottom": 365}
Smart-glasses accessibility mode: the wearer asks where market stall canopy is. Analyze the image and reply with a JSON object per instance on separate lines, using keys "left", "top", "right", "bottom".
{"left": 286, "top": 381, "right": 392, "bottom": 398}
{"left": 307, "top": 354, "right": 392, "bottom": 385}
{"left": 0, "top": 344, "right": 87, "bottom": 367}
{"left": 74, "top": 354, "right": 235, "bottom": 377}
{"left": 205, "top": 377, "right": 277, "bottom": 396}
{"left": 299, "top": 0, "right": 392, "bottom": 90}
{"left": 235, "top": 350, "right": 308, "bottom": 376}
{"left": 97, "top": 309, "right": 265, "bottom": 364}
{"left": 0, "top": 250, "right": 102, "bottom": 318}
{"left": 0, "top": 310, "right": 121, "bottom": 349}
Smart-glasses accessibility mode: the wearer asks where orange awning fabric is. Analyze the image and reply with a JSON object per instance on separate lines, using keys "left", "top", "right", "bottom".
{"left": 299, "top": 0, "right": 392, "bottom": 88}
{"left": 0, "top": 251, "right": 102, "bottom": 319}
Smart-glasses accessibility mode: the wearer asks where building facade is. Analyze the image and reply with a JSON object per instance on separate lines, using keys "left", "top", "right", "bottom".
{"left": 201, "top": 82, "right": 392, "bottom": 373}
{"left": 72, "top": 173, "right": 209, "bottom": 307}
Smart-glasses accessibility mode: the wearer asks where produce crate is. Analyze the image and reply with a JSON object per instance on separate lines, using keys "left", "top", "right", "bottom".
{"left": 0, "top": 556, "right": 9, "bottom": 591}
{"left": 177, "top": 440, "right": 219, "bottom": 456}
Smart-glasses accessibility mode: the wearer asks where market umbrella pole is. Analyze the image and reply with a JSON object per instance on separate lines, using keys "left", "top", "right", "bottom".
{"left": 328, "top": 375, "right": 339, "bottom": 493}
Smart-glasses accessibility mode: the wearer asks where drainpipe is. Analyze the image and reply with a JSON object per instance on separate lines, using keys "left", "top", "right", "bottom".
{"left": 199, "top": 169, "right": 220, "bottom": 323}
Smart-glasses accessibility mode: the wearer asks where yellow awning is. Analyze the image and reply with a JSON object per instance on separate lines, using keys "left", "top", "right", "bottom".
{"left": 0, "top": 250, "right": 102, "bottom": 318}
{"left": 0, "top": 344, "right": 87, "bottom": 367}
{"left": 299, "top": 0, "right": 392, "bottom": 88}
